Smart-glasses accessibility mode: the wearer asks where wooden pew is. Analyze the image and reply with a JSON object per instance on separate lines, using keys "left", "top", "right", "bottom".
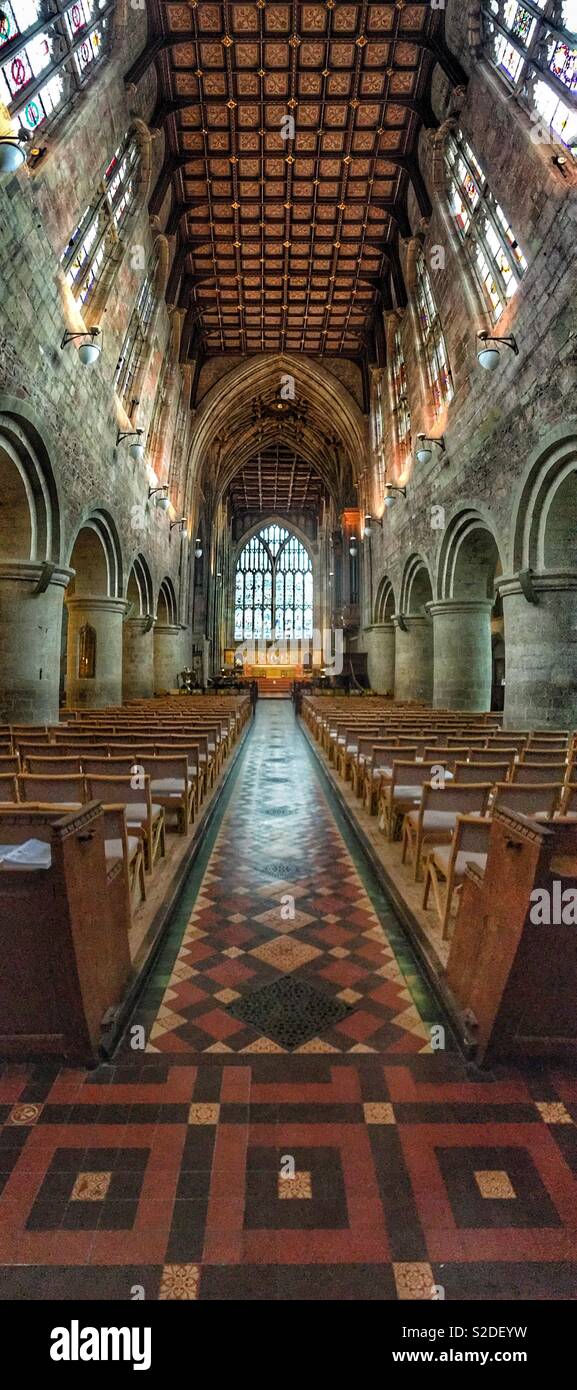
{"left": 447, "top": 807, "right": 577, "bottom": 1063}
{"left": 0, "top": 803, "right": 131, "bottom": 1062}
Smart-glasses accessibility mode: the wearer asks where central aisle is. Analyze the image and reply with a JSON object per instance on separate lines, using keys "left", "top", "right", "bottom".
{"left": 135, "top": 700, "right": 437, "bottom": 1055}
{"left": 1, "top": 702, "right": 575, "bottom": 1302}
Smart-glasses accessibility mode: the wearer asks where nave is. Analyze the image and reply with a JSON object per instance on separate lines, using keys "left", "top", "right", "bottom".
{"left": 0, "top": 704, "right": 575, "bottom": 1303}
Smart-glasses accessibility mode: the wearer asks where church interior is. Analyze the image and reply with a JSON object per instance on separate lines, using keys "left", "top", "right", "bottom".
{"left": 0, "top": 0, "right": 576, "bottom": 1307}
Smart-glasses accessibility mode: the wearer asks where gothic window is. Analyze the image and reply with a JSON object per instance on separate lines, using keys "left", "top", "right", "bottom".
{"left": 482, "top": 1, "right": 577, "bottom": 154}
{"left": 371, "top": 372, "right": 386, "bottom": 496}
{"left": 445, "top": 128, "right": 528, "bottom": 321}
{"left": 78, "top": 622, "right": 96, "bottom": 679}
{"left": 114, "top": 252, "right": 159, "bottom": 406}
{"left": 234, "top": 524, "right": 313, "bottom": 642}
{"left": 390, "top": 327, "right": 412, "bottom": 466}
{"left": 415, "top": 255, "right": 454, "bottom": 415}
{"left": 61, "top": 133, "right": 140, "bottom": 308}
{"left": 0, "top": 0, "right": 114, "bottom": 148}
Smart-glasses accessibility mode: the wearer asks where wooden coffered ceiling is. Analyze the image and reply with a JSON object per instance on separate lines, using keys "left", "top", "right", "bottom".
{"left": 130, "top": 2, "right": 465, "bottom": 366}
{"left": 227, "top": 444, "right": 327, "bottom": 513}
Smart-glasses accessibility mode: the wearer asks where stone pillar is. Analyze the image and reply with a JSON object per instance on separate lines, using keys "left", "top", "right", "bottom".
{"left": 427, "top": 599, "right": 493, "bottom": 711}
{"left": 65, "top": 596, "right": 129, "bottom": 709}
{"left": 0, "top": 561, "right": 72, "bottom": 724}
{"left": 497, "top": 571, "right": 577, "bottom": 729}
{"left": 122, "top": 615, "right": 155, "bottom": 701}
{"left": 393, "top": 613, "right": 433, "bottom": 704}
{"left": 154, "top": 623, "right": 183, "bottom": 693}
{"left": 364, "top": 622, "right": 396, "bottom": 694}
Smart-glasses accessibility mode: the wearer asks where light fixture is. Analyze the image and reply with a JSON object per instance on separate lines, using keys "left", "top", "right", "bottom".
{"left": 148, "top": 486, "right": 170, "bottom": 511}
{"left": 349, "top": 534, "right": 358, "bottom": 557}
{"left": 0, "top": 131, "right": 27, "bottom": 173}
{"left": 194, "top": 537, "right": 203, "bottom": 558}
{"left": 415, "top": 433, "right": 446, "bottom": 465}
{"left": 170, "top": 516, "right": 188, "bottom": 532}
{"left": 552, "top": 153, "right": 568, "bottom": 177}
{"left": 61, "top": 327, "right": 101, "bottom": 365}
{"left": 383, "top": 485, "right": 407, "bottom": 512}
{"left": 118, "top": 428, "right": 145, "bottom": 461}
{"left": 477, "top": 331, "right": 519, "bottom": 371}
{"left": 363, "top": 512, "right": 385, "bottom": 538}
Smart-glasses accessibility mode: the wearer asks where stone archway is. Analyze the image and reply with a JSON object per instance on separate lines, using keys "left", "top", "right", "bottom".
{"left": 499, "top": 432, "right": 577, "bottom": 727}
{"left": 395, "top": 554, "right": 434, "bottom": 703}
{"left": 432, "top": 505, "right": 503, "bottom": 711}
{"left": 154, "top": 576, "right": 183, "bottom": 693}
{"left": 0, "top": 414, "right": 69, "bottom": 724}
{"left": 365, "top": 576, "right": 396, "bottom": 693}
{"left": 123, "top": 553, "right": 155, "bottom": 700}
{"left": 65, "top": 511, "right": 127, "bottom": 709}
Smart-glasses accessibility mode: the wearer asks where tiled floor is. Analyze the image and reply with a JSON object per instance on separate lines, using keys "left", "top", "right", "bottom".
{"left": 1, "top": 702, "right": 576, "bottom": 1301}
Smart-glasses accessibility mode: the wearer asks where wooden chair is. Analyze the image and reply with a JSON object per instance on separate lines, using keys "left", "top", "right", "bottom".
{"left": 25, "top": 756, "right": 83, "bottom": 774}
{"left": 140, "top": 755, "right": 193, "bottom": 832}
{"left": 453, "top": 760, "right": 510, "bottom": 785}
{"left": 102, "top": 803, "right": 146, "bottom": 910}
{"left": 491, "top": 782, "right": 562, "bottom": 819}
{"left": 0, "top": 755, "right": 20, "bottom": 775}
{"left": 511, "top": 762, "right": 567, "bottom": 785}
{"left": 378, "top": 761, "right": 443, "bottom": 842}
{"left": 85, "top": 774, "right": 165, "bottom": 872}
{"left": 18, "top": 773, "right": 86, "bottom": 808}
{"left": 363, "top": 745, "right": 417, "bottom": 816}
{"left": 0, "top": 773, "right": 19, "bottom": 804}
{"left": 402, "top": 782, "right": 492, "bottom": 881}
{"left": 423, "top": 814, "right": 492, "bottom": 939}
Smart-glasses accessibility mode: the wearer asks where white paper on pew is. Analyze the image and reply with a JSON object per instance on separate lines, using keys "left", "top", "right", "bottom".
{"left": 0, "top": 838, "right": 52, "bottom": 870}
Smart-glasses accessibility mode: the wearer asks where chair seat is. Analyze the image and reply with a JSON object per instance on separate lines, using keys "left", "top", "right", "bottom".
{"left": 126, "top": 802, "right": 162, "bottom": 823}
{"left": 105, "top": 835, "right": 140, "bottom": 864}
{"left": 150, "top": 777, "right": 192, "bottom": 796}
{"left": 433, "top": 846, "right": 488, "bottom": 879}
{"left": 392, "top": 786, "right": 425, "bottom": 801}
{"left": 407, "top": 809, "right": 460, "bottom": 830}
{"left": 372, "top": 765, "right": 392, "bottom": 778}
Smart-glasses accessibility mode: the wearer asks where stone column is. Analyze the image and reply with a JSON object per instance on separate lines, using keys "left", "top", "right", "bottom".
{"left": 393, "top": 613, "right": 433, "bottom": 704}
{"left": 0, "top": 561, "right": 72, "bottom": 724}
{"left": 153, "top": 623, "right": 183, "bottom": 693}
{"left": 122, "top": 615, "right": 155, "bottom": 701}
{"left": 497, "top": 571, "right": 577, "bottom": 729}
{"left": 364, "top": 622, "right": 396, "bottom": 694}
{"left": 427, "top": 599, "right": 494, "bottom": 711}
{"left": 65, "top": 595, "right": 129, "bottom": 709}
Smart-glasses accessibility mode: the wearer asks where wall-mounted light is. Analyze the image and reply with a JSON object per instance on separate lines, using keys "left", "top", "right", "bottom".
{"left": 415, "top": 433, "right": 446, "bottom": 465}
{"left": 477, "top": 330, "right": 519, "bottom": 372}
{"left": 349, "top": 535, "right": 358, "bottom": 558}
{"left": 0, "top": 130, "right": 27, "bottom": 174}
{"left": 148, "top": 486, "right": 170, "bottom": 512}
{"left": 118, "top": 428, "right": 145, "bottom": 461}
{"left": 194, "top": 537, "right": 203, "bottom": 558}
{"left": 383, "top": 485, "right": 407, "bottom": 512}
{"left": 551, "top": 153, "right": 568, "bottom": 177}
{"left": 170, "top": 516, "right": 188, "bottom": 533}
{"left": 363, "top": 512, "right": 386, "bottom": 538}
{"left": 61, "top": 327, "right": 101, "bottom": 365}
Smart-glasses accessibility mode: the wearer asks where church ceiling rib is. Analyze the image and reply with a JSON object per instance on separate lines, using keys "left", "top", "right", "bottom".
{"left": 134, "top": 1, "right": 454, "bottom": 364}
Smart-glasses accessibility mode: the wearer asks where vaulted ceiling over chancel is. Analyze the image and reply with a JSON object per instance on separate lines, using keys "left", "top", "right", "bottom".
{"left": 128, "top": 1, "right": 463, "bottom": 368}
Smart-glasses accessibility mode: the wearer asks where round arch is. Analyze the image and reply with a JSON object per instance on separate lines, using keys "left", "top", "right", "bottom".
{"left": 156, "top": 575, "right": 178, "bottom": 625}
{"left": 510, "top": 431, "right": 577, "bottom": 575}
{"left": 126, "top": 552, "right": 154, "bottom": 616}
{"left": 66, "top": 509, "right": 124, "bottom": 598}
{"left": 373, "top": 575, "right": 396, "bottom": 624}
{"left": 437, "top": 504, "right": 503, "bottom": 600}
{"left": 400, "top": 553, "right": 434, "bottom": 615}
{"left": 0, "top": 410, "right": 61, "bottom": 563}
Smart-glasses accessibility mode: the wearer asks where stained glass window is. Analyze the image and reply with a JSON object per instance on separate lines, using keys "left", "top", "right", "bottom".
{"left": 390, "top": 328, "right": 412, "bottom": 467}
{"left": 0, "top": 0, "right": 113, "bottom": 147}
{"left": 415, "top": 256, "right": 454, "bottom": 416}
{"left": 445, "top": 129, "right": 528, "bottom": 321}
{"left": 61, "top": 133, "right": 140, "bottom": 307}
{"left": 234, "top": 524, "right": 313, "bottom": 641}
{"left": 114, "top": 252, "right": 159, "bottom": 406}
{"left": 482, "top": 1, "right": 577, "bottom": 155}
{"left": 371, "top": 371, "right": 386, "bottom": 495}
